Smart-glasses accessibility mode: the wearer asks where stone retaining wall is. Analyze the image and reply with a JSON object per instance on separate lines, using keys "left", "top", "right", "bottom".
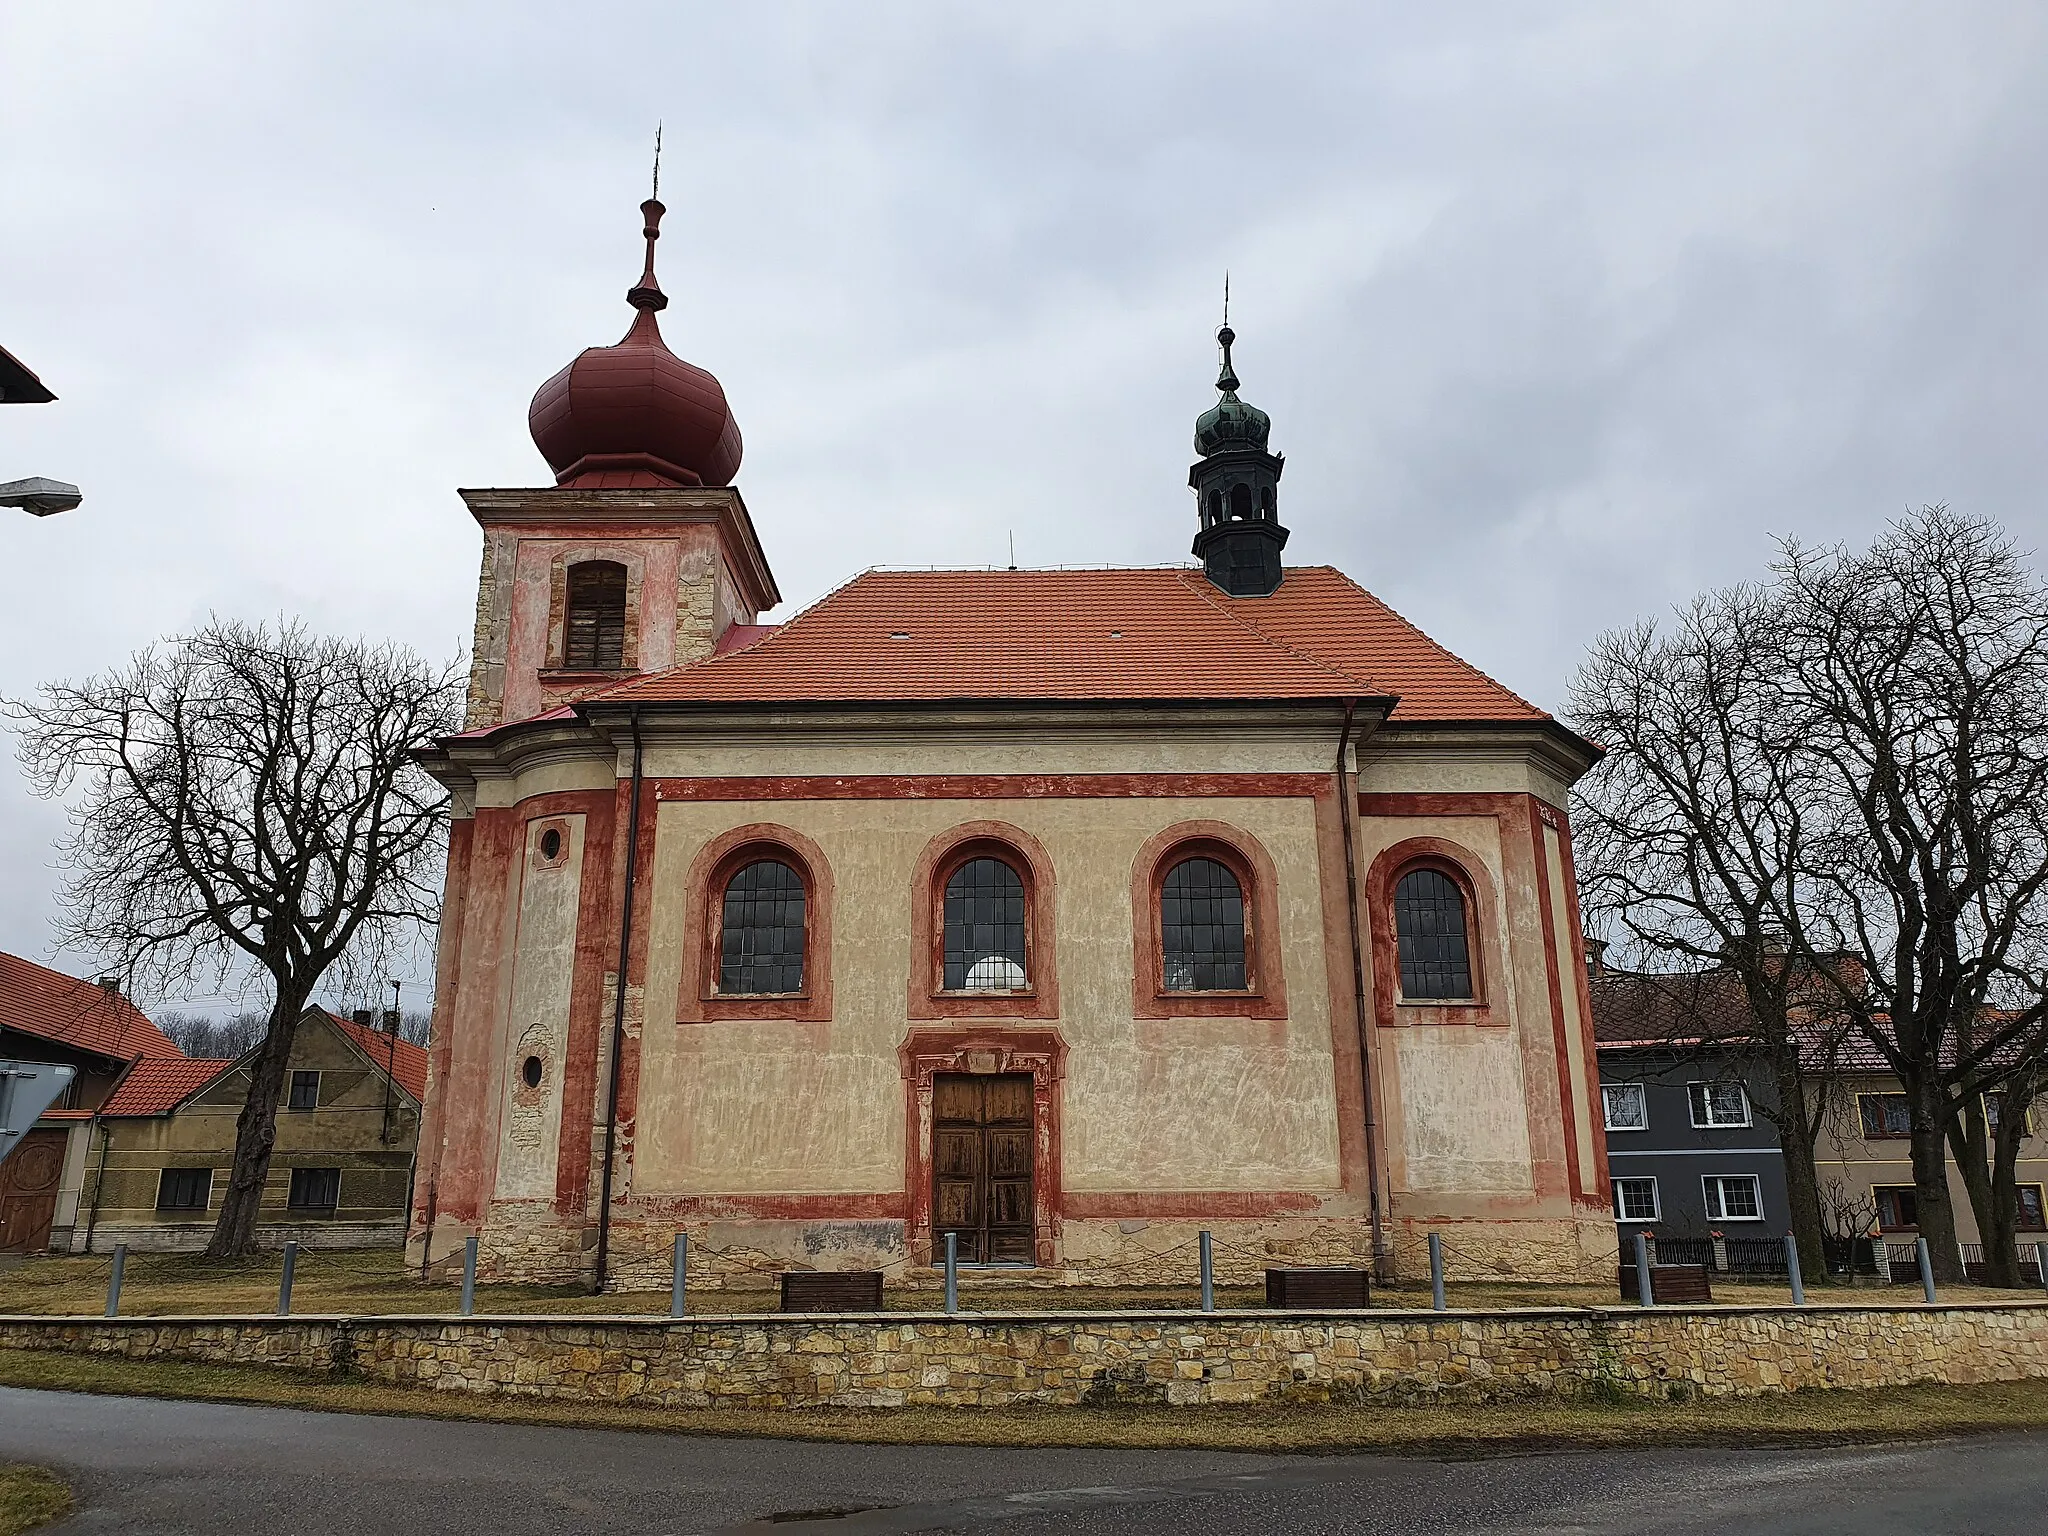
{"left": 4, "top": 1302, "right": 2046, "bottom": 1409}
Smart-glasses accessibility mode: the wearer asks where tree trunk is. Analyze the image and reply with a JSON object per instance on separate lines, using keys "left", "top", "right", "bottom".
{"left": 1946, "top": 1094, "right": 2019, "bottom": 1286}
{"left": 1770, "top": 1047, "right": 1832, "bottom": 1284}
{"left": 206, "top": 985, "right": 310, "bottom": 1258}
{"left": 1984, "top": 1084, "right": 2041, "bottom": 1287}
{"left": 1907, "top": 1071, "right": 1967, "bottom": 1283}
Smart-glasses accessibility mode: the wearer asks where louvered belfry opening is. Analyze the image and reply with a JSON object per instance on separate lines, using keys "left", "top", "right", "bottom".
{"left": 564, "top": 560, "right": 628, "bottom": 669}
{"left": 1394, "top": 867, "right": 1474, "bottom": 999}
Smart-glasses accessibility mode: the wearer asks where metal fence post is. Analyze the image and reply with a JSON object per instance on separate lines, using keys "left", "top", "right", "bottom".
{"left": 670, "top": 1232, "right": 687, "bottom": 1320}
{"left": 460, "top": 1235, "right": 478, "bottom": 1316}
{"left": 1429, "top": 1232, "right": 1447, "bottom": 1312}
{"left": 1916, "top": 1236, "right": 1936, "bottom": 1304}
{"left": 104, "top": 1244, "right": 126, "bottom": 1318}
{"left": 1199, "top": 1231, "right": 1214, "bottom": 1313}
{"left": 2036, "top": 1241, "right": 2048, "bottom": 1299}
{"left": 1634, "top": 1231, "right": 1655, "bottom": 1308}
{"left": 1785, "top": 1233, "right": 1805, "bottom": 1306}
{"left": 277, "top": 1241, "right": 298, "bottom": 1316}
{"left": 944, "top": 1232, "right": 958, "bottom": 1315}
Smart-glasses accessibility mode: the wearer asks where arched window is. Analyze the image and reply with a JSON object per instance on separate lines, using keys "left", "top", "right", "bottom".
{"left": 718, "top": 859, "right": 806, "bottom": 995}
{"left": 1258, "top": 484, "right": 1275, "bottom": 519}
{"left": 564, "top": 560, "right": 627, "bottom": 669}
{"left": 1228, "top": 483, "right": 1253, "bottom": 520}
{"left": 1394, "top": 867, "right": 1473, "bottom": 1000}
{"left": 1160, "top": 857, "right": 1246, "bottom": 991}
{"left": 1205, "top": 488, "right": 1223, "bottom": 525}
{"left": 943, "top": 857, "right": 1027, "bottom": 991}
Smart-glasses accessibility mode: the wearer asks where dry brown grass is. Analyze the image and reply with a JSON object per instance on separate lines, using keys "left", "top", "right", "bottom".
{"left": 0, "top": 1465, "right": 71, "bottom": 1536}
{"left": 5, "top": 1346, "right": 2048, "bottom": 1455}
{"left": 4, "top": 1248, "right": 2035, "bottom": 1319}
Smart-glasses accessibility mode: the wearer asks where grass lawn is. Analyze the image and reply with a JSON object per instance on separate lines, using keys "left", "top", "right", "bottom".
{"left": 0, "top": 1465, "right": 71, "bottom": 1536}
{"left": 4, "top": 1248, "right": 2035, "bottom": 1318}
{"left": 5, "top": 1345, "right": 2048, "bottom": 1455}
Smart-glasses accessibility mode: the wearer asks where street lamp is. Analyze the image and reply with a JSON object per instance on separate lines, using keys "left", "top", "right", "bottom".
{"left": 2, "top": 341, "right": 81, "bottom": 516}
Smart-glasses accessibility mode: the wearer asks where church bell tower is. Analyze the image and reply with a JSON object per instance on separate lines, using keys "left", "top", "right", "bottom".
{"left": 1189, "top": 322, "right": 1288, "bottom": 597}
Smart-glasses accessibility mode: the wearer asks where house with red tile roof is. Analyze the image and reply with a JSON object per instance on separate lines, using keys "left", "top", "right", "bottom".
{"left": 72, "top": 1007, "right": 427, "bottom": 1253}
{"left": 410, "top": 197, "right": 1612, "bottom": 1290}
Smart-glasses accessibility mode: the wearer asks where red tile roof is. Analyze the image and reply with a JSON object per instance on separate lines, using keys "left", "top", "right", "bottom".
{"left": 325, "top": 1011, "right": 430, "bottom": 1102}
{"left": 100, "top": 1056, "right": 235, "bottom": 1117}
{"left": 0, "top": 952, "right": 184, "bottom": 1063}
{"left": 593, "top": 567, "right": 1549, "bottom": 722}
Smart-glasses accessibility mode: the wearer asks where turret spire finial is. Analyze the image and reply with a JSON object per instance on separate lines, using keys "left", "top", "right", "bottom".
{"left": 627, "top": 133, "right": 669, "bottom": 317}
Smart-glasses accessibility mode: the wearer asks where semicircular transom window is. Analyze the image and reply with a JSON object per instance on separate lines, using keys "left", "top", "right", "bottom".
{"left": 564, "top": 560, "right": 628, "bottom": 669}
{"left": 943, "top": 856, "right": 1028, "bottom": 991}
{"left": 1161, "top": 856, "right": 1247, "bottom": 991}
{"left": 718, "top": 858, "right": 807, "bottom": 995}
{"left": 1394, "top": 867, "right": 1473, "bottom": 1000}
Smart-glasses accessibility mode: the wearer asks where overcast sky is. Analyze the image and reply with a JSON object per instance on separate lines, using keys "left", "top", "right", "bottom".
{"left": 3, "top": 2, "right": 2045, "bottom": 1004}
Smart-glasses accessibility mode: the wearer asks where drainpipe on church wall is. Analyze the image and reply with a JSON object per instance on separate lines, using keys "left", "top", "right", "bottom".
{"left": 592, "top": 706, "right": 644, "bottom": 1294}
{"left": 1335, "top": 700, "right": 1387, "bottom": 1279}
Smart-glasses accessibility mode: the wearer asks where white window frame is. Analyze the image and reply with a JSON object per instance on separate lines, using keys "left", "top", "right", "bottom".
{"left": 1612, "top": 1177, "right": 1660, "bottom": 1222}
{"left": 1701, "top": 1173, "right": 1765, "bottom": 1223}
{"left": 1602, "top": 1083, "right": 1649, "bottom": 1132}
{"left": 1688, "top": 1080, "right": 1752, "bottom": 1129}
{"left": 154, "top": 1166, "right": 213, "bottom": 1213}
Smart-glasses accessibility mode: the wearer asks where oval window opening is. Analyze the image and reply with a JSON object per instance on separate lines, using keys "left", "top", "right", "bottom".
{"left": 538, "top": 828, "right": 563, "bottom": 862}
{"left": 521, "top": 1055, "right": 544, "bottom": 1089}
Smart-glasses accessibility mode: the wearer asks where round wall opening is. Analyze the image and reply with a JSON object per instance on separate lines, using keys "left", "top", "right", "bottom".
{"left": 538, "top": 828, "right": 563, "bottom": 862}
{"left": 521, "top": 1055, "right": 544, "bottom": 1089}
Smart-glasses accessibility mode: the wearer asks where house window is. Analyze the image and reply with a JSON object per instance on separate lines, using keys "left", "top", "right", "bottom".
{"left": 1874, "top": 1185, "right": 1919, "bottom": 1231}
{"left": 1986, "top": 1093, "right": 2035, "bottom": 1137}
{"left": 155, "top": 1167, "right": 212, "bottom": 1212}
{"left": 1702, "top": 1173, "right": 1764, "bottom": 1222}
{"left": 287, "top": 1167, "right": 341, "bottom": 1212}
{"left": 563, "top": 560, "right": 627, "bottom": 669}
{"left": 1602, "top": 1083, "right": 1649, "bottom": 1132}
{"left": 1612, "top": 1177, "right": 1660, "bottom": 1222}
{"left": 1160, "top": 856, "right": 1247, "bottom": 991}
{"left": 1858, "top": 1093, "right": 1912, "bottom": 1139}
{"left": 2020, "top": 1185, "right": 2046, "bottom": 1231}
{"left": 1393, "top": 867, "right": 1473, "bottom": 1000}
{"left": 1688, "top": 1081, "right": 1750, "bottom": 1129}
{"left": 942, "top": 856, "right": 1028, "bottom": 991}
{"left": 717, "top": 859, "right": 807, "bottom": 995}
{"left": 288, "top": 1071, "right": 320, "bottom": 1111}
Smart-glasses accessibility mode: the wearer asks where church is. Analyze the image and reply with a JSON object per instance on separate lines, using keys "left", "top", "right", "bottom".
{"left": 410, "top": 193, "right": 1612, "bottom": 1289}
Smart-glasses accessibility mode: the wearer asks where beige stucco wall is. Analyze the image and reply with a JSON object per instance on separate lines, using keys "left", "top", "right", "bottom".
{"left": 632, "top": 794, "right": 1342, "bottom": 1201}
{"left": 494, "top": 814, "right": 586, "bottom": 1202}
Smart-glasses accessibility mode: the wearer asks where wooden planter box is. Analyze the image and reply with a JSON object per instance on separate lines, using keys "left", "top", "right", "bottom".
{"left": 1616, "top": 1262, "right": 1713, "bottom": 1304}
{"left": 778, "top": 1270, "right": 884, "bottom": 1313}
{"left": 1265, "top": 1267, "right": 1372, "bottom": 1308}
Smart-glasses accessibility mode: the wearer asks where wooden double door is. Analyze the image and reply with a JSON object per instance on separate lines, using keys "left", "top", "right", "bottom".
{"left": 0, "top": 1129, "right": 65, "bottom": 1254}
{"left": 932, "top": 1073, "right": 1035, "bottom": 1265}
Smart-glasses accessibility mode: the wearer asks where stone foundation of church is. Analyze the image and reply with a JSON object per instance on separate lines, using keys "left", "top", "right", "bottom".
{"left": 432, "top": 1208, "right": 1618, "bottom": 1291}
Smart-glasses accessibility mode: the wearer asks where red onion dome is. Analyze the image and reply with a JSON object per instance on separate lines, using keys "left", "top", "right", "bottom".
{"left": 527, "top": 198, "right": 743, "bottom": 489}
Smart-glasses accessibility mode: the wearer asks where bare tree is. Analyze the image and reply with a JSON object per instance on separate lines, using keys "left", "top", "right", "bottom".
{"left": 1782, "top": 509, "right": 2048, "bottom": 1283}
{"left": 1570, "top": 581, "right": 1844, "bottom": 1283}
{"left": 6, "top": 618, "right": 462, "bottom": 1255}
{"left": 153, "top": 1010, "right": 268, "bottom": 1060}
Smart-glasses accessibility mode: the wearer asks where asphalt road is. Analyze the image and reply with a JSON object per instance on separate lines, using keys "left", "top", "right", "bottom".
{"left": 2, "top": 1387, "right": 2045, "bottom": 1535}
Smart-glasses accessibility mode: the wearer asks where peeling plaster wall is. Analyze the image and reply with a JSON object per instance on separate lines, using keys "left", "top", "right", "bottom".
{"left": 495, "top": 815, "right": 586, "bottom": 1201}
{"left": 631, "top": 794, "right": 1341, "bottom": 1201}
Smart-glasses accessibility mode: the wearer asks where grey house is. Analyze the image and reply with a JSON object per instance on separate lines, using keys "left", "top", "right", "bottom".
{"left": 1591, "top": 966, "right": 1791, "bottom": 1265}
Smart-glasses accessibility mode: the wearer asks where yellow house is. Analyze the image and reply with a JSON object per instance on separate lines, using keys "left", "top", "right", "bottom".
{"left": 76, "top": 1009, "right": 427, "bottom": 1252}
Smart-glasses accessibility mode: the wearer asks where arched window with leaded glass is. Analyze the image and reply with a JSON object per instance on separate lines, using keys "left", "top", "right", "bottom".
{"left": 718, "top": 858, "right": 807, "bottom": 995}
{"left": 1160, "top": 856, "right": 1247, "bottom": 991}
{"left": 1393, "top": 866, "right": 1473, "bottom": 1000}
{"left": 942, "top": 856, "right": 1028, "bottom": 991}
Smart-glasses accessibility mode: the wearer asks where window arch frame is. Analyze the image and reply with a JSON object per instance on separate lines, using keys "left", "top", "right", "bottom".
{"left": 1364, "top": 838, "right": 1501, "bottom": 1027}
{"left": 679, "top": 824, "right": 834, "bottom": 1024}
{"left": 1131, "top": 822, "right": 1286, "bottom": 1019}
{"left": 909, "top": 823, "right": 1059, "bottom": 1021}
{"left": 545, "top": 551, "right": 644, "bottom": 676}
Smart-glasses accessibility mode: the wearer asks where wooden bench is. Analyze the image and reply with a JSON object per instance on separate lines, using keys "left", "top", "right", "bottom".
{"left": 779, "top": 1270, "right": 884, "bottom": 1313}
{"left": 1617, "top": 1262, "right": 1713, "bottom": 1304}
{"left": 1265, "top": 1267, "right": 1372, "bottom": 1308}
